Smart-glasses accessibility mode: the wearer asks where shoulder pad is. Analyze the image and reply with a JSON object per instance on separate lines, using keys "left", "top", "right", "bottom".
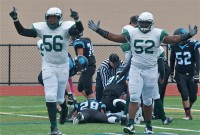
{"left": 62, "top": 21, "right": 75, "bottom": 29}
{"left": 32, "top": 22, "right": 46, "bottom": 29}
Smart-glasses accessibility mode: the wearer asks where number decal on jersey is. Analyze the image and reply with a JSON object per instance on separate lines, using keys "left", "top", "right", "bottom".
{"left": 39, "top": 43, "right": 45, "bottom": 56}
{"left": 87, "top": 43, "right": 94, "bottom": 56}
{"left": 134, "top": 39, "right": 155, "bottom": 54}
{"left": 43, "top": 35, "right": 63, "bottom": 52}
{"left": 79, "top": 101, "right": 99, "bottom": 111}
{"left": 175, "top": 52, "right": 191, "bottom": 65}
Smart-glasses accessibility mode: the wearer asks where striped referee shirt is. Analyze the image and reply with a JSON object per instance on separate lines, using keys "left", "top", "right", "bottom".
{"left": 97, "top": 59, "right": 126, "bottom": 89}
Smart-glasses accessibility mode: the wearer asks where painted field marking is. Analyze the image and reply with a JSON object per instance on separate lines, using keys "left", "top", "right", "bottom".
{"left": 1, "top": 112, "right": 200, "bottom": 133}
{"left": 165, "top": 107, "right": 200, "bottom": 112}
{"left": 0, "top": 112, "right": 48, "bottom": 119}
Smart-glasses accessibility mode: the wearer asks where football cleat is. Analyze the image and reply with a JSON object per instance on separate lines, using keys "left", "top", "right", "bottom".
{"left": 163, "top": 117, "right": 173, "bottom": 125}
{"left": 144, "top": 126, "right": 154, "bottom": 134}
{"left": 183, "top": 116, "right": 193, "bottom": 120}
{"left": 123, "top": 123, "right": 135, "bottom": 134}
{"left": 49, "top": 126, "right": 62, "bottom": 135}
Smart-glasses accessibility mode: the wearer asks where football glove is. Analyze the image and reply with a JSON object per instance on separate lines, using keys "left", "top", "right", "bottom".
{"left": 88, "top": 20, "right": 109, "bottom": 38}
{"left": 193, "top": 73, "right": 199, "bottom": 84}
{"left": 70, "top": 9, "right": 79, "bottom": 20}
{"left": 9, "top": 7, "right": 18, "bottom": 21}
{"left": 67, "top": 93, "right": 74, "bottom": 105}
{"left": 88, "top": 20, "right": 100, "bottom": 32}
{"left": 181, "top": 25, "right": 198, "bottom": 41}
{"left": 188, "top": 25, "right": 198, "bottom": 37}
{"left": 170, "top": 72, "right": 176, "bottom": 83}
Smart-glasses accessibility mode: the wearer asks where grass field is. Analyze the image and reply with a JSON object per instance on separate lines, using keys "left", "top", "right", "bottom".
{"left": 0, "top": 96, "right": 200, "bottom": 135}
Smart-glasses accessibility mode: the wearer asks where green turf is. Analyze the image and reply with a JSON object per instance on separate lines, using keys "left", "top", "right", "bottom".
{"left": 0, "top": 96, "right": 200, "bottom": 135}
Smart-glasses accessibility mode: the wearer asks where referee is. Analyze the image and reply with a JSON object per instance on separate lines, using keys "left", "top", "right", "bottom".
{"left": 95, "top": 53, "right": 126, "bottom": 102}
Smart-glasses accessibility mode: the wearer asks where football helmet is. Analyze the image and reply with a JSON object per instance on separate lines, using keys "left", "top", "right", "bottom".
{"left": 45, "top": 7, "right": 63, "bottom": 29}
{"left": 173, "top": 28, "right": 187, "bottom": 45}
{"left": 74, "top": 55, "right": 88, "bottom": 73}
{"left": 173, "top": 28, "right": 187, "bottom": 35}
{"left": 138, "top": 12, "right": 154, "bottom": 33}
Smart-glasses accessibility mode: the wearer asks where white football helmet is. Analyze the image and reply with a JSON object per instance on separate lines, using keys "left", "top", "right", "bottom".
{"left": 138, "top": 12, "right": 154, "bottom": 33}
{"left": 45, "top": 7, "right": 63, "bottom": 29}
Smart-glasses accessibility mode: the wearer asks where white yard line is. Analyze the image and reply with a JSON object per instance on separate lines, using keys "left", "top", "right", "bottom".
{"left": 165, "top": 107, "right": 200, "bottom": 112}
{"left": 1, "top": 107, "right": 200, "bottom": 134}
{"left": 135, "top": 124, "right": 200, "bottom": 133}
{"left": 0, "top": 112, "right": 48, "bottom": 119}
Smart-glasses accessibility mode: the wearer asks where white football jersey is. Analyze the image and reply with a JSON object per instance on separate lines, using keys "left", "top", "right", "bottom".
{"left": 33, "top": 21, "right": 75, "bottom": 65}
{"left": 157, "top": 46, "right": 164, "bottom": 58}
{"left": 37, "top": 39, "right": 45, "bottom": 57}
{"left": 128, "top": 28, "right": 165, "bottom": 67}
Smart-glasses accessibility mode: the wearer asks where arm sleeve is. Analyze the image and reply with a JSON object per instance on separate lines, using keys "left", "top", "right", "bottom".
{"left": 13, "top": 21, "right": 37, "bottom": 37}
{"left": 119, "top": 57, "right": 131, "bottom": 78}
{"left": 73, "top": 40, "right": 85, "bottom": 49}
{"left": 75, "top": 21, "right": 84, "bottom": 33}
{"left": 194, "top": 49, "right": 200, "bottom": 74}
{"left": 158, "top": 57, "right": 165, "bottom": 80}
{"left": 169, "top": 46, "right": 176, "bottom": 74}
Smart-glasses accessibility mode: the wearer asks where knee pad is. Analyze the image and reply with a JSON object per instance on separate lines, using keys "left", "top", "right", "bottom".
{"left": 143, "top": 98, "right": 152, "bottom": 106}
{"left": 190, "top": 95, "right": 197, "bottom": 103}
{"left": 45, "top": 93, "right": 57, "bottom": 102}
{"left": 130, "top": 94, "right": 140, "bottom": 102}
{"left": 113, "top": 99, "right": 126, "bottom": 107}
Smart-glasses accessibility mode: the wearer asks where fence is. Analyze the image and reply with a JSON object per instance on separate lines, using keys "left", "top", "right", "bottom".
{"left": 0, "top": 44, "right": 169, "bottom": 85}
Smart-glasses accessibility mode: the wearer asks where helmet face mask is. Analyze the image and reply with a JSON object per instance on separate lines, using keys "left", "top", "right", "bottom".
{"left": 45, "top": 7, "right": 63, "bottom": 29}
{"left": 138, "top": 12, "right": 154, "bottom": 33}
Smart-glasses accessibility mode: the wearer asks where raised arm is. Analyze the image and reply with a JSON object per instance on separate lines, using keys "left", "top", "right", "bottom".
{"left": 163, "top": 25, "right": 198, "bottom": 44}
{"left": 88, "top": 20, "right": 127, "bottom": 43}
{"left": 9, "top": 7, "right": 37, "bottom": 37}
{"left": 70, "top": 9, "right": 84, "bottom": 33}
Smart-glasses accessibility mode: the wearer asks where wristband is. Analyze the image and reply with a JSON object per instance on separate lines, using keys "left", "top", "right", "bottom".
{"left": 96, "top": 28, "right": 109, "bottom": 38}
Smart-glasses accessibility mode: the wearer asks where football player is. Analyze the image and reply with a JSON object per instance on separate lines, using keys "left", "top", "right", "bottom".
{"left": 72, "top": 98, "right": 120, "bottom": 124}
{"left": 120, "top": 15, "right": 138, "bottom": 63}
{"left": 88, "top": 12, "right": 198, "bottom": 134}
{"left": 9, "top": 7, "right": 84, "bottom": 135}
{"left": 101, "top": 66, "right": 127, "bottom": 114}
{"left": 70, "top": 31, "right": 96, "bottom": 99}
{"left": 169, "top": 28, "right": 200, "bottom": 120}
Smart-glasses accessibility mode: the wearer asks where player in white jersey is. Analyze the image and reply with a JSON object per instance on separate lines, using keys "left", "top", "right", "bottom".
{"left": 10, "top": 7, "right": 84, "bottom": 135}
{"left": 120, "top": 15, "right": 138, "bottom": 63}
{"left": 88, "top": 12, "right": 198, "bottom": 134}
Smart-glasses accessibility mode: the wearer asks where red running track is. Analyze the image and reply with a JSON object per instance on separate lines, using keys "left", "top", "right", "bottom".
{"left": 0, "top": 84, "right": 199, "bottom": 96}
